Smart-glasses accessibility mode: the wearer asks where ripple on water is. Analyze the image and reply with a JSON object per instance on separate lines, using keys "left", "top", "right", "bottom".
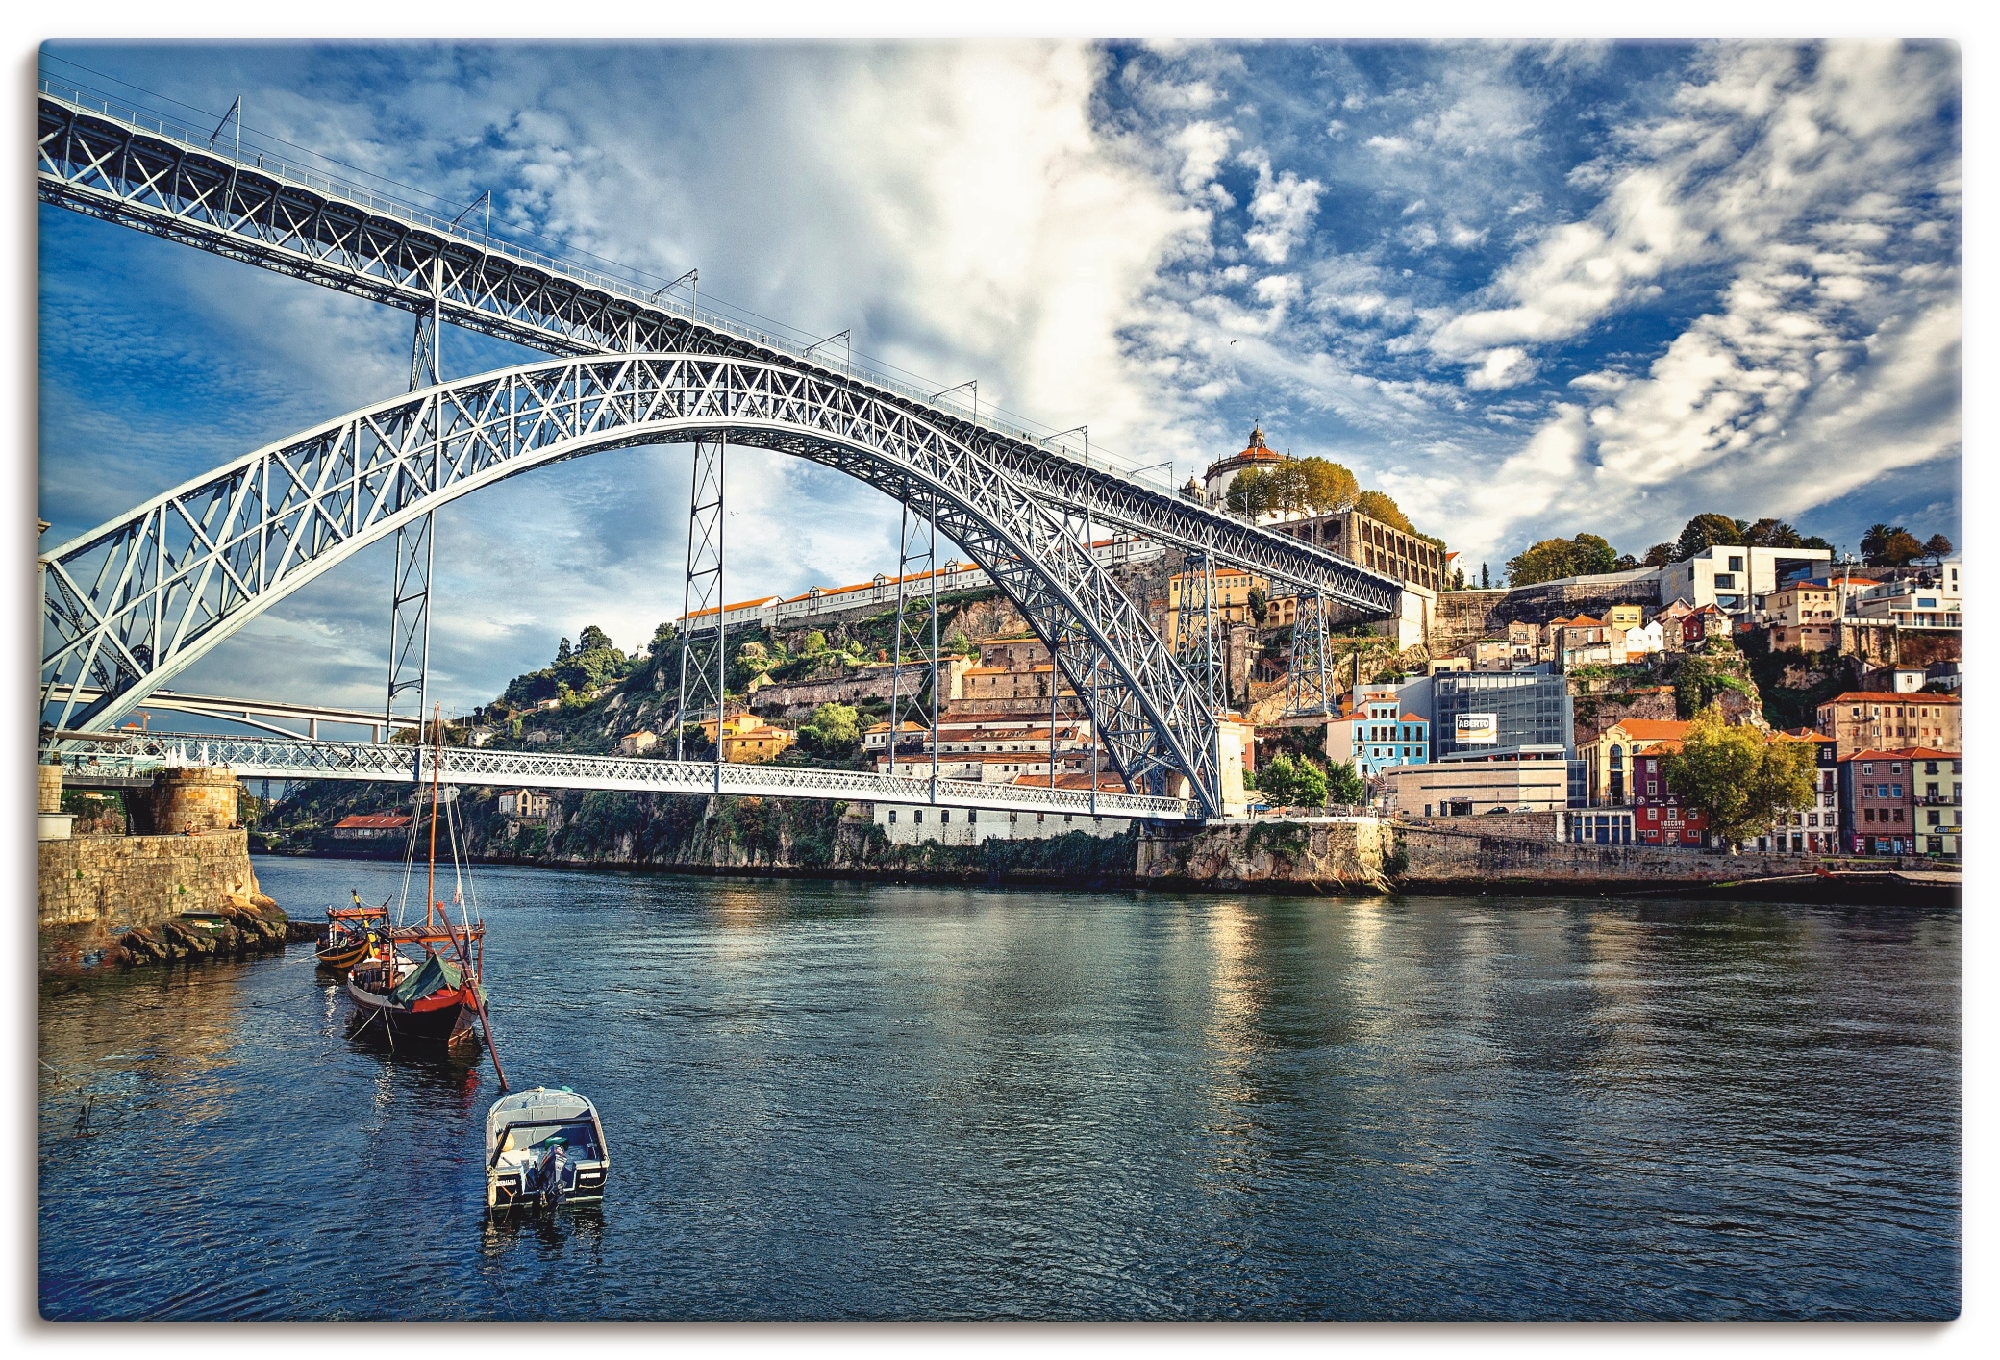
{"left": 39, "top": 864, "right": 1960, "bottom": 1320}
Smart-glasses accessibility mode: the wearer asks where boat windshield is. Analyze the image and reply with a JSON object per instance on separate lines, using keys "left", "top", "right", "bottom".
{"left": 501, "top": 1120, "right": 600, "bottom": 1159}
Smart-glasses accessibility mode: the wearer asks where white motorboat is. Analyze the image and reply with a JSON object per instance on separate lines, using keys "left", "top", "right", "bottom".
{"left": 485, "top": 1086, "right": 609, "bottom": 1211}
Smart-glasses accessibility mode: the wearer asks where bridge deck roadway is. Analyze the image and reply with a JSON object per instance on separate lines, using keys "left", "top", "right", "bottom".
{"left": 59, "top": 732, "right": 1198, "bottom": 821}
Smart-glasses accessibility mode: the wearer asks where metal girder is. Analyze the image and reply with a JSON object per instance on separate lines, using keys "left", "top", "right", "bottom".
{"left": 36, "top": 80, "right": 1401, "bottom": 612}
{"left": 40, "top": 354, "right": 1224, "bottom": 813}
{"left": 675, "top": 436, "right": 728, "bottom": 762}
{"left": 44, "top": 730, "right": 1195, "bottom": 819}
{"left": 1285, "top": 590, "right": 1338, "bottom": 718}
{"left": 886, "top": 491, "right": 939, "bottom": 786}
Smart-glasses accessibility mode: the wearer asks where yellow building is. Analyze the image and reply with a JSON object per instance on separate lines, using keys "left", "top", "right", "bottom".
{"left": 1577, "top": 717, "right": 1694, "bottom": 805}
{"left": 698, "top": 712, "right": 798, "bottom": 764}
{"left": 1164, "top": 565, "right": 1295, "bottom": 633}
{"left": 1603, "top": 603, "right": 1644, "bottom": 631}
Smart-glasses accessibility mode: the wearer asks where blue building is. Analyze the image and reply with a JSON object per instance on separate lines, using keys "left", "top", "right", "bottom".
{"left": 1325, "top": 693, "right": 1430, "bottom": 778}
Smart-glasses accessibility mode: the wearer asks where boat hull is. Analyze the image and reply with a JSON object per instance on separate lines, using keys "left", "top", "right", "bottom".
{"left": 314, "top": 937, "right": 373, "bottom": 973}
{"left": 345, "top": 974, "right": 480, "bottom": 1046}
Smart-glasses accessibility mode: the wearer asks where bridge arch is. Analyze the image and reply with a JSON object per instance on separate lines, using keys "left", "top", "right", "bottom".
{"left": 42, "top": 353, "right": 1228, "bottom": 810}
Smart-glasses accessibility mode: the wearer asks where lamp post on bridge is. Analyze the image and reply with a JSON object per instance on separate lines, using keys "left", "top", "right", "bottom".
{"left": 930, "top": 380, "right": 978, "bottom": 424}
{"left": 802, "top": 329, "right": 851, "bottom": 374}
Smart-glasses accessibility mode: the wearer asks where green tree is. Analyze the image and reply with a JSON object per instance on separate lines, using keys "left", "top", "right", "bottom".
{"left": 1353, "top": 489, "right": 1415, "bottom": 534}
{"left": 1298, "top": 457, "right": 1360, "bottom": 514}
{"left": 803, "top": 630, "right": 829, "bottom": 655}
{"left": 1741, "top": 517, "right": 1803, "bottom": 548}
{"left": 1247, "top": 586, "right": 1269, "bottom": 626}
{"left": 648, "top": 621, "right": 679, "bottom": 658}
{"left": 798, "top": 702, "right": 862, "bottom": 757}
{"left": 1661, "top": 706, "right": 1816, "bottom": 848}
{"left": 1675, "top": 513, "right": 1745, "bottom": 560}
{"left": 576, "top": 624, "right": 614, "bottom": 653}
{"left": 1876, "top": 531, "right": 1925, "bottom": 567}
{"left": 1923, "top": 533, "right": 1955, "bottom": 565}
{"left": 555, "top": 636, "right": 572, "bottom": 663}
{"left": 1505, "top": 533, "right": 1618, "bottom": 586}
{"left": 1225, "top": 466, "right": 1271, "bottom": 517}
{"left": 1257, "top": 752, "right": 1330, "bottom": 808}
{"left": 1641, "top": 542, "right": 1677, "bottom": 568}
{"left": 1860, "top": 523, "right": 1903, "bottom": 563}
{"left": 1325, "top": 760, "right": 1365, "bottom": 806}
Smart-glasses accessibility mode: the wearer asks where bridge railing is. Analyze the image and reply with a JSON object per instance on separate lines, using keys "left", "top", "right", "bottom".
{"left": 38, "top": 75, "right": 1178, "bottom": 495}
{"left": 57, "top": 730, "right": 1195, "bottom": 819}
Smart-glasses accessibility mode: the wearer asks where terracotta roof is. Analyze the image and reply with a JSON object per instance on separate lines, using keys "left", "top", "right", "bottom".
{"left": 334, "top": 813, "right": 411, "bottom": 829}
{"left": 1610, "top": 718, "right": 1695, "bottom": 741}
{"left": 682, "top": 595, "right": 782, "bottom": 619}
{"left": 1847, "top": 747, "right": 1959, "bottom": 761}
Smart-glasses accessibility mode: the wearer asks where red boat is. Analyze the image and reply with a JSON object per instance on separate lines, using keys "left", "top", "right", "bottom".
{"left": 345, "top": 712, "right": 495, "bottom": 1052}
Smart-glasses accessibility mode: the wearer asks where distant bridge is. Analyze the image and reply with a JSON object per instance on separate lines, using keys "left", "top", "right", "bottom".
{"left": 44, "top": 685, "right": 419, "bottom": 741}
{"left": 50, "top": 731, "right": 1196, "bottom": 821}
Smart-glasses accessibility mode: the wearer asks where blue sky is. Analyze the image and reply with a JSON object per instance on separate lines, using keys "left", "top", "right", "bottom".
{"left": 38, "top": 40, "right": 1961, "bottom": 718}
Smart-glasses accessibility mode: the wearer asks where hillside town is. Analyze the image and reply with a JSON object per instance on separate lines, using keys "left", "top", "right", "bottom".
{"left": 308, "top": 425, "right": 1958, "bottom": 866}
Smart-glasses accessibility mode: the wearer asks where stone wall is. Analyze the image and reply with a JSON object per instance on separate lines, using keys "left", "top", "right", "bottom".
{"left": 144, "top": 766, "right": 240, "bottom": 834}
{"left": 1137, "top": 818, "right": 1395, "bottom": 891}
{"left": 748, "top": 657, "right": 967, "bottom": 718}
{"left": 1397, "top": 823, "right": 1825, "bottom": 888}
{"left": 1431, "top": 590, "right": 1508, "bottom": 653}
{"left": 1496, "top": 573, "right": 1664, "bottom": 626}
{"left": 38, "top": 829, "right": 283, "bottom": 973}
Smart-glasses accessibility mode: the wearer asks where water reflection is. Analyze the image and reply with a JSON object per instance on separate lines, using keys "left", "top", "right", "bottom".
{"left": 40, "top": 863, "right": 1959, "bottom": 1322}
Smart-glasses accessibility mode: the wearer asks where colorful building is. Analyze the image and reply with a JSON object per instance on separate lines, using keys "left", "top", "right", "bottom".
{"left": 1323, "top": 696, "right": 1430, "bottom": 778}
{"left": 1815, "top": 692, "right": 1961, "bottom": 758}
{"left": 1578, "top": 717, "right": 1694, "bottom": 806}
{"left": 1752, "top": 731, "right": 1840, "bottom": 854}
{"left": 1839, "top": 749, "right": 1917, "bottom": 856}
{"left": 1632, "top": 747, "right": 1707, "bottom": 846}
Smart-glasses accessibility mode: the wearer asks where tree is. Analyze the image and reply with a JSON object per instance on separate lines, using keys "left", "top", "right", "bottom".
{"left": 1298, "top": 457, "right": 1360, "bottom": 514}
{"left": 1642, "top": 542, "right": 1677, "bottom": 568}
{"left": 648, "top": 621, "right": 679, "bottom": 658}
{"left": 1325, "top": 760, "right": 1365, "bottom": 806}
{"left": 1741, "top": 517, "right": 1804, "bottom": 548}
{"left": 1225, "top": 466, "right": 1271, "bottom": 517}
{"left": 1661, "top": 706, "right": 1816, "bottom": 848}
{"left": 1247, "top": 587, "right": 1269, "bottom": 626}
{"left": 1877, "top": 531, "right": 1925, "bottom": 567}
{"left": 1923, "top": 533, "right": 1955, "bottom": 565}
{"left": 1353, "top": 490, "right": 1414, "bottom": 535}
{"left": 1860, "top": 523, "right": 1903, "bottom": 563}
{"left": 576, "top": 624, "right": 613, "bottom": 653}
{"left": 555, "top": 637, "right": 572, "bottom": 663}
{"left": 802, "top": 630, "right": 829, "bottom": 655}
{"left": 797, "top": 702, "right": 862, "bottom": 757}
{"left": 1675, "top": 513, "right": 1745, "bottom": 561}
{"left": 1480, "top": 563, "right": 1490, "bottom": 589}
{"left": 1505, "top": 534, "right": 1618, "bottom": 586}
{"left": 1451, "top": 567, "right": 1467, "bottom": 591}
{"left": 1257, "top": 752, "right": 1329, "bottom": 808}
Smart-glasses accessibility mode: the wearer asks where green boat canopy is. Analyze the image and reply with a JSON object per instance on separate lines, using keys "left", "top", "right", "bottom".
{"left": 388, "top": 952, "right": 464, "bottom": 1005}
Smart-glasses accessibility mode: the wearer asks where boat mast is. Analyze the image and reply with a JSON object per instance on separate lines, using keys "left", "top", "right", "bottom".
{"left": 425, "top": 702, "right": 442, "bottom": 932}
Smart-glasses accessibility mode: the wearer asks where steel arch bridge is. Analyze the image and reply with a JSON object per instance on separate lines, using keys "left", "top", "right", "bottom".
{"left": 37, "top": 75, "right": 1410, "bottom": 821}
{"left": 43, "top": 353, "right": 1268, "bottom": 813}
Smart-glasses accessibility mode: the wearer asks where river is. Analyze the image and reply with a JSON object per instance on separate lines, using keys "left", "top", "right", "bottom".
{"left": 37, "top": 855, "right": 1959, "bottom": 1320}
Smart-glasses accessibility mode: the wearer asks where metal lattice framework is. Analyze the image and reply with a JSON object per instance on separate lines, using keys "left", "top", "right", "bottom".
{"left": 41, "top": 354, "right": 1240, "bottom": 812}
{"left": 674, "top": 436, "right": 729, "bottom": 758}
{"left": 37, "top": 80, "right": 1401, "bottom": 615}
{"left": 885, "top": 492, "right": 940, "bottom": 786}
{"left": 1284, "top": 590, "right": 1338, "bottom": 718}
{"left": 48, "top": 731, "right": 1195, "bottom": 819}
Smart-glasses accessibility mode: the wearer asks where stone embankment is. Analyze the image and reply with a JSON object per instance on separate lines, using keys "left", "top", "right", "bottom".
{"left": 38, "top": 763, "right": 288, "bottom": 975}
{"left": 1138, "top": 814, "right": 1960, "bottom": 904}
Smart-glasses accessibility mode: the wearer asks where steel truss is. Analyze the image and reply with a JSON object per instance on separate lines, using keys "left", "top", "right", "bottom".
{"left": 37, "top": 82, "right": 1400, "bottom": 615}
{"left": 1284, "top": 590, "right": 1338, "bottom": 718}
{"left": 48, "top": 730, "right": 1194, "bottom": 819}
{"left": 675, "top": 437, "right": 728, "bottom": 763}
{"left": 886, "top": 491, "right": 940, "bottom": 786}
{"left": 40, "top": 355, "right": 1229, "bottom": 812}
{"left": 1173, "top": 551, "right": 1225, "bottom": 715}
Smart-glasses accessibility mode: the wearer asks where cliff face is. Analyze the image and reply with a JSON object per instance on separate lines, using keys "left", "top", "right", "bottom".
{"left": 1138, "top": 819, "right": 1396, "bottom": 892}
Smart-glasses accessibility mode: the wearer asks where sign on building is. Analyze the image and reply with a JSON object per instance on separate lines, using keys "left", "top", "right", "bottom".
{"left": 1455, "top": 713, "right": 1498, "bottom": 745}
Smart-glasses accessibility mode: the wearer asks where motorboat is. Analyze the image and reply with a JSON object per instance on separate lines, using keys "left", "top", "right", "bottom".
{"left": 485, "top": 1087, "right": 609, "bottom": 1212}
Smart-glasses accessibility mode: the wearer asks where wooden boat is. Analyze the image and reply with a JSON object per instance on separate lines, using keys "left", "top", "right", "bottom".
{"left": 314, "top": 898, "right": 389, "bottom": 973}
{"left": 485, "top": 1087, "right": 609, "bottom": 1212}
{"left": 344, "top": 710, "right": 497, "bottom": 1056}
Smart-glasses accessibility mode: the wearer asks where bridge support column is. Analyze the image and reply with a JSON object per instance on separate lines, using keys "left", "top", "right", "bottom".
{"left": 887, "top": 489, "right": 939, "bottom": 790}
{"left": 1285, "top": 589, "right": 1336, "bottom": 718}
{"left": 676, "top": 435, "right": 728, "bottom": 767}
{"left": 386, "top": 294, "right": 441, "bottom": 741}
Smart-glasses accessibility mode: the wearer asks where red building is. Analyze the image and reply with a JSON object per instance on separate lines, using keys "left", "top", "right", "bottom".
{"left": 1839, "top": 749, "right": 1925, "bottom": 856}
{"left": 1632, "top": 748, "right": 1708, "bottom": 846}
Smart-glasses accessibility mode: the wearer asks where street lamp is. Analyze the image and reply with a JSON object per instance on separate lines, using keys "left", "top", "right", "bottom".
{"left": 1043, "top": 425, "right": 1089, "bottom": 468}
{"left": 1130, "top": 460, "right": 1174, "bottom": 489}
{"left": 931, "top": 380, "right": 978, "bottom": 422}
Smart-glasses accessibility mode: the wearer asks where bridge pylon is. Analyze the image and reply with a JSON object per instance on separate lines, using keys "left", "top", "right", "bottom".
{"left": 675, "top": 435, "right": 729, "bottom": 780}
{"left": 385, "top": 287, "right": 441, "bottom": 742}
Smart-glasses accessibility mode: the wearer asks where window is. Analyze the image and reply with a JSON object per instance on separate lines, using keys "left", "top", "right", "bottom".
{"left": 968, "top": 810, "right": 977, "bottom": 824}
{"left": 1647, "top": 780, "right": 1659, "bottom": 795}
{"left": 914, "top": 810, "right": 923, "bottom": 824}
{"left": 1929, "top": 811, "right": 1940, "bottom": 826}
{"left": 1728, "top": 555, "right": 1744, "bottom": 571}
{"left": 1926, "top": 761, "right": 1939, "bottom": 775}
{"left": 940, "top": 811, "right": 950, "bottom": 824}
{"left": 1893, "top": 784, "right": 1904, "bottom": 798}
{"left": 1862, "top": 762, "right": 1874, "bottom": 775}
{"left": 888, "top": 811, "right": 897, "bottom": 824}
{"left": 1865, "top": 809, "right": 1876, "bottom": 823}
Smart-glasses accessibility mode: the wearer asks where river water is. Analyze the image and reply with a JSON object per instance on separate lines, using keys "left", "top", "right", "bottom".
{"left": 38, "top": 856, "right": 1959, "bottom": 1321}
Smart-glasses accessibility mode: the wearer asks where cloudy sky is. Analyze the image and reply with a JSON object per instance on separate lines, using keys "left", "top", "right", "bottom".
{"left": 38, "top": 39, "right": 1961, "bottom": 719}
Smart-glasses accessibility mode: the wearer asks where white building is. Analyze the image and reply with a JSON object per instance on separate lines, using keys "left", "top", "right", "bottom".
{"left": 1658, "top": 544, "right": 1833, "bottom": 620}
{"left": 871, "top": 801, "right": 1135, "bottom": 845}
{"left": 1848, "top": 564, "right": 1961, "bottom": 629}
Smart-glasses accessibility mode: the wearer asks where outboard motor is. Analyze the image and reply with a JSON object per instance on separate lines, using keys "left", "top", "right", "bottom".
{"left": 527, "top": 1137, "right": 571, "bottom": 1210}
